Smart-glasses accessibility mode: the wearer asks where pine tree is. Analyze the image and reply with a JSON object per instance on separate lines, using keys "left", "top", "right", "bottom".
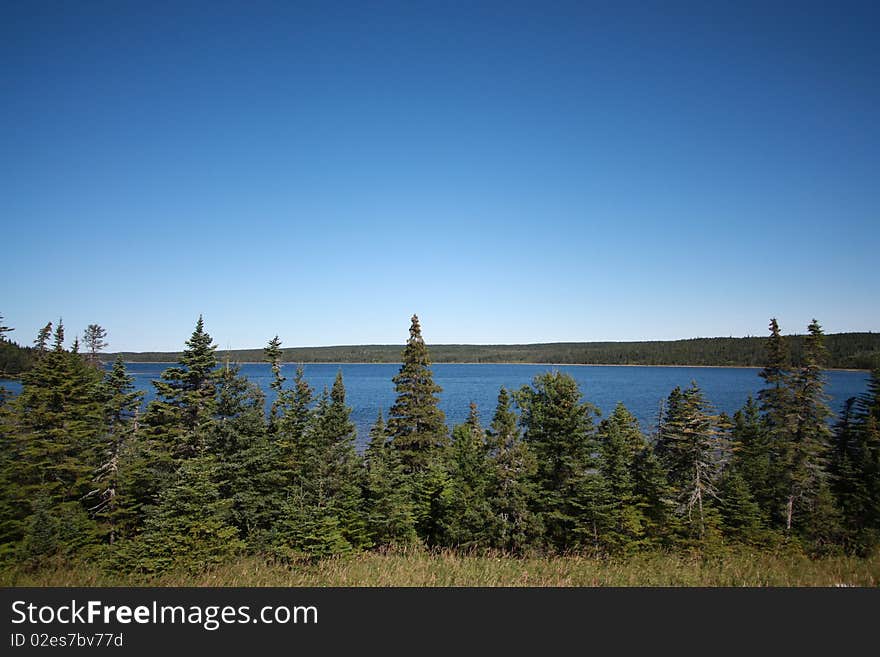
{"left": 276, "top": 372, "right": 367, "bottom": 557}
{"left": 729, "top": 396, "right": 774, "bottom": 519}
{"left": 120, "top": 456, "right": 244, "bottom": 574}
{"left": 87, "top": 356, "right": 143, "bottom": 544}
{"left": 718, "top": 464, "right": 765, "bottom": 545}
{"left": 209, "top": 364, "right": 284, "bottom": 550}
{"left": 442, "top": 403, "right": 495, "bottom": 548}
{"left": 596, "top": 403, "right": 648, "bottom": 553}
{"left": 82, "top": 324, "right": 108, "bottom": 367}
{"left": 0, "top": 314, "right": 11, "bottom": 341}
{"left": 387, "top": 315, "right": 447, "bottom": 473}
{"left": 363, "top": 410, "right": 418, "bottom": 547}
{"left": 275, "top": 365, "right": 312, "bottom": 469}
{"left": 263, "top": 335, "right": 286, "bottom": 433}
{"left": 781, "top": 320, "right": 838, "bottom": 539}
{"left": 658, "top": 382, "right": 725, "bottom": 542}
{"left": 8, "top": 321, "right": 105, "bottom": 557}
{"left": 516, "top": 371, "right": 600, "bottom": 551}
{"left": 830, "top": 368, "right": 880, "bottom": 554}
{"left": 33, "top": 322, "right": 52, "bottom": 356}
{"left": 486, "top": 387, "right": 542, "bottom": 552}
{"left": 143, "top": 316, "right": 218, "bottom": 460}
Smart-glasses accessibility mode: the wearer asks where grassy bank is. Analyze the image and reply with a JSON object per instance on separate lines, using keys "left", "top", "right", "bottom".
{"left": 3, "top": 550, "right": 878, "bottom": 587}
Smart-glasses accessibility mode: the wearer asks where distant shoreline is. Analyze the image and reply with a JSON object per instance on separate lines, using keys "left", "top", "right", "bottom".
{"left": 101, "top": 361, "right": 870, "bottom": 372}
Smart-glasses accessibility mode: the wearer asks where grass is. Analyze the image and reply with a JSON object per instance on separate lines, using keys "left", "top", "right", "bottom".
{"left": 2, "top": 548, "right": 879, "bottom": 587}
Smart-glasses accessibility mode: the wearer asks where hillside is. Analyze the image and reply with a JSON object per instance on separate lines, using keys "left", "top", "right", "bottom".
{"left": 110, "top": 332, "right": 880, "bottom": 369}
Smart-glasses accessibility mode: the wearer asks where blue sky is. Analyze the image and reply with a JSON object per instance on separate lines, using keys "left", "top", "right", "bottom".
{"left": 2, "top": 1, "right": 878, "bottom": 352}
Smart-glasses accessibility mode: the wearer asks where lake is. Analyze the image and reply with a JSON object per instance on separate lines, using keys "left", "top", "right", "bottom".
{"left": 1, "top": 363, "right": 871, "bottom": 448}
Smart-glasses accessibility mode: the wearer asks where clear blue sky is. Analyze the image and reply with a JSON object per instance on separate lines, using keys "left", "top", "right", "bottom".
{"left": 2, "top": 1, "right": 878, "bottom": 352}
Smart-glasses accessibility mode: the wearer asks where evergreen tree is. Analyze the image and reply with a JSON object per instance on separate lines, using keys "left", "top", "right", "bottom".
{"left": 596, "top": 403, "right": 648, "bottom": 553}
{"left": 718, "top": 465, "right": 765, "bottom": 545}
{"left": 486, "top": 387, "right": 542, "bottom": 552}
{"left": 830, "top": 368, "right": 880, "bottom": 554}
{"left": 516, "top": 371, "right": 600, "bottom": 551}
{"left": 7, "top": 321, "right": 105, "bottom": 557}
{"left": 120, "top": 456, "right": 243, "bottom": 573}
{"left": 729, "top": 396, "right": 774, "bottom": 519}
{"left": 363, "top": 411, "right": 418, "bottom": 547}
{"left": 87, "top": 356, "right": 143, "bottom": 544}
{"left": 387, "top": 315, "right": 447, "bottom": 473}
{"left": 210, "top": 364, "right": 283, "bottom": 550}
{"left": 263, "top": 335, "right": 286, "bottom": 433}
{"left": 780, "top": 320, "right": 838, "bottom": 539}
{"left": 82, "top": 324, "right": 108, "bottom": 366}
{"left": 275, "top": 365, "right": 313, "bottom": 469}
{"left": 658, "top": 382, "right": 725, "bottom": 542}
{"left": 276, "top": 372, "right": 367, "bottom": 557}
{"left": 33, "top": 322, "right": 52, "bottom": 355}
{"left": 143, "top": 316, "right": 218, "bottom": 460}
{"left": 442, "top": 403, "right": 495, "bottom": 548}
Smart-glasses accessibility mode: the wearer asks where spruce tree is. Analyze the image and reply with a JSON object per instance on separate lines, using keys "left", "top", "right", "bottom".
{"left": 263, "top": 335, "right": 286, "bottom": 433}
{"left": 780, "top": 320, "right": 837, "bottom": 538}
{"left": 87, "top": 356, "right": 143, "bottom": 544}
{"left": 443, "top": 403, "right": 495, "bottom": 548}
{"left": 363, "top": 410, "right": 418, "bottom": 547}
{"left": 121, "top": 456, "right": 244, "bottom": 574}
{"left": 486, "top": 387, "right": 542, "bottom": 552}
{"left": 143, "top": 316, "right": 218, "bottom": 460}
{"left": 831, "top": 369, "right": 879, "bottom": 553}
{"left": 516, "top": 371, "right": 600, "bottom": 551}
{"left": 82, "top": 324, "right": 108, "bottom": 367}
{"left": 729, "top": 396, "right": 773, "bottom": 519}
{"left": 210, "top": 364, "right": 284, "bottom": 549}
{"left": 10, "top": 321, "right": 105, "bottom": 557}
{"left": 718, "top": 464, "right": 765, "bottom": 545}
{"left": 658, "top": 382, "right": 725, "bottom": 542}
{"left": 387, "top": 315, "right": 447, "bottom": 473}
{"left": 276, "top": 372, "right": 367, "bottom": 557}
{"left": 596, "top": 403, "right": 648, "bottom": 553}
{"left": 33, "top": 322, "right": 52, "bottom": 355}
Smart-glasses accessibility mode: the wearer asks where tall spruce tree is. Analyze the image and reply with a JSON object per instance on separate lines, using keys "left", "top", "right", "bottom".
{"left": 831, "top": 368, "right": 880, "bottom": 554}
{"left": 658, "top": 382, "right": 725, "bottom": 542}
{"left": 10, "top": 321, "right": 105, "bottom": 557}
{"left": 276, "top": 372, "right": 367, "bottom": 557}
{"left": 781, "top": 320, "right": 838, "bottom": 540}
{"left": 387, "top": 315, "right": 447, "bottom": 473}
{"left": 209, "top": 364, "right": 284, "bottom": 550}
{"left": 143, "top": 316, "right": 218, "bottom": 460}
{"left": 443, "top": 403, "right": 495, "bottom": 548}
{"left": 486, "top": 387, "right": 542, "bottom": 552}
{"left": 87, "top": 356, "right": 143, "bottom": 544}
{"left": 516, "top": 371, "right": 600, "bottom": 551}
{"left": 596, "top": 403, "right": 648, "bottom": 553}
{"left": 729, "top": 396, "right": 774, "bottom": 519}
{"left": 263, "top": 335, "right": 286, "bottom": 434}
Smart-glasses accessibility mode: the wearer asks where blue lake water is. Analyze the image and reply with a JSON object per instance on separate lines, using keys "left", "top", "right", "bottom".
{"left": 1, "top": 363, "right": 871, "bottom": 448}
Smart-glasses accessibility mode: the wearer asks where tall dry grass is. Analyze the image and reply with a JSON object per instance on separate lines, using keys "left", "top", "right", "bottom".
{"left": 3, "top": 548, "right": 878, "bottom": 587}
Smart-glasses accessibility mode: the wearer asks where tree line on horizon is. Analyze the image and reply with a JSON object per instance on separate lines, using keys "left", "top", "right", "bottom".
{"left": 0, "top": 313, "right": 878, "bottom": 574}
{"left": 2, "top": 312, "right": 879, "bottom": 376}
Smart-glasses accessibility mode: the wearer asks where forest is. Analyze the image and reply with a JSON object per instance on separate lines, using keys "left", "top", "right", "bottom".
{"left": 0, "top": 313, "right": 878, "bottom": 584}
{"left": 108, "top": 333, "right": 880, "bottom": 370}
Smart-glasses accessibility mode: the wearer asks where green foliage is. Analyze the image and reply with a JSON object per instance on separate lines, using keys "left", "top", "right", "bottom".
{"left": 117, "top": 456, "right": 243, "bottom": 574}
{"left": 516, "top": 371, "right": 600, "bottom": 551}
{"left": 111, "top": 332, "right": 880, "bottom": 370}
{"left": 442, "top": 404, "right": 495, "bottom": 549}
{"left": 143, "top": 315, "right": 218, "bottom": 460}
{"left": 363, "top": 411, "right": 419, "bottom": 548}
{"left": 657, "top": 382, "right": 726, "bottom": 543}
{"left": 486, "top": 388, "right": 542, "bottom": 552}
{"left": 387, "top": 315, "right": 448, "bottom": 472}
